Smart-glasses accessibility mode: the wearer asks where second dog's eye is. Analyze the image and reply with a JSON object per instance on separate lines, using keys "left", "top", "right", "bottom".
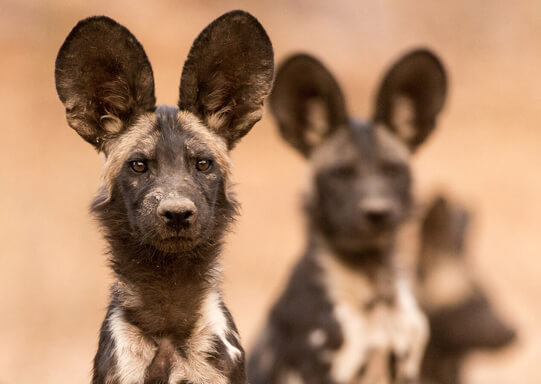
{"left": 381, "top": 161, "right": 405, "bottom": 177}
{"left": 196, "top": 159, "right": 213, "bottom": 172}
{"left": 129, "top": 160, "right": 148, "bottom": 173}
{"left": 329, "top": 165, "right": 355, "bottom": 178}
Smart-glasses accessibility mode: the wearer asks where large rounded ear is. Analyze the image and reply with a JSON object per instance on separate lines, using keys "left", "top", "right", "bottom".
{"left": 374, "top": 49, "right": 447, "bottom": 151}
{"left": 270, "top": 54, "right": 348, "bottom": 157}
{"left": 178, "top": 10, "right": 274, "bottom": 149}
{"left": 55, "top": 16, "right": 156, "bottom": 150}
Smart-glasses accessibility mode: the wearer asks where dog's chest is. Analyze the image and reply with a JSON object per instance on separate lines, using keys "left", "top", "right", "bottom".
{"left": 108, "top": 290, "right": 243, "bottom": 384}
{"left": 145, "top": 338, "right": 177, "bottom": 381}
{"left": 318, "top": 252, "right": 424, "bottom": 384}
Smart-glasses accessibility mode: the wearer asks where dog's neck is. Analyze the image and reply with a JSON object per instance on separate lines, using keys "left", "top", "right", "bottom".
{"left": 106, "top": 233, "right": 224, "bottom": 341}
{"left": 309, "top": 229, "right": 396, "bottom": 274}
{"left": 89, "top": 182, "right": 235, "bottom": 342}
{"left": 311, "top": 233, "right": 398, "bottom": 312}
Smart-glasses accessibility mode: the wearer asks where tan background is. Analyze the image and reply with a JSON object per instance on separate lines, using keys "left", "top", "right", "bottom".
{"left": 1, "top": 0, "right": 540, "bottom": 382}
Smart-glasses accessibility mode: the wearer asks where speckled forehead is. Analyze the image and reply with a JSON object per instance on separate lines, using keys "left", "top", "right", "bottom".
{"left": 310, "top": 128, "right": 358, "bottom": 170}
{"left": 309, "top": 123, "right": 410, "bottom": 171}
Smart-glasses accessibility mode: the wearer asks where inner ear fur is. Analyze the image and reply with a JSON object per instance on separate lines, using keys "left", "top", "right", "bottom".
{"left": 178, "top": 10, "right": 274, "bottom": 149}
{"left": 269, "top": 54, "right": 348, "bottom": 157}
{"left": 374, "top": 48, "right": 447, "bottom": 151}
{"left": 55, "top": 16, "right": 156, "bottom": 150}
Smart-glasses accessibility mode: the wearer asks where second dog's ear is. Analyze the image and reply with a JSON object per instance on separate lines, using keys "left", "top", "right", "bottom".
{"left": 374, "top": 49, "right": 447, "bottom": 151}
{"left": 270, "top": 54, "right": 348, "bottom": 157}
{"left": 179, "top": 11, "right": 274, "bottom": 149}
{"left": 55, "top": 16, "right": 156, "bottom": 150}
{"left": 422, "top": 195, "right": 470, "bottom": 255}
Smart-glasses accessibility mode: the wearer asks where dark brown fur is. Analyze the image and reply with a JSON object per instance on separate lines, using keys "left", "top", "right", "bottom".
{"left": 248, "top": 50, "right": 447, "bottom": 384}
{"left": 418, "top": 196, "right": 516, "bottom": 384}
{"left": 55, "top": 11, "right": 273, "bottom": 384}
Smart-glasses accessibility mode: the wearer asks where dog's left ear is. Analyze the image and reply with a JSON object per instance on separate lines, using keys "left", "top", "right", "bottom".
{"left": 374, "top": 49, "right": 447, "bottom": 151}
{"left": 179, "top": 10, "right": 274, "bottom": 149}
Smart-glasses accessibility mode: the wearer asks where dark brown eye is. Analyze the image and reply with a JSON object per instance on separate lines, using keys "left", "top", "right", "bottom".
{"left": 381, "top": 161, "right": 405, "bottom": 177}
{"left": 129, "top": 160, "right": 147, "bottom": 173}
{"left": 329, "top": 165, "right": 355, "bottom": 178}
{"left": 196, "top": 159, "right": 212, "bottom": 172}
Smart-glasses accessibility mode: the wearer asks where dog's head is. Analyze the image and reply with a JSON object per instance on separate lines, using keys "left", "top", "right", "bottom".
{"left": 270, "top": 51, "right": 446, "bottom": 257}
{"left": 55, "top": 12, "right": 273, "bottom": 254}
{"left": 419, "top": 196, "right": 516, "bottom": 353}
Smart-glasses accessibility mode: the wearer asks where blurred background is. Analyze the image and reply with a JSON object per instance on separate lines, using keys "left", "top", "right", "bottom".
{"left": 1, "top": 0, "right": 540, "bottom": 382}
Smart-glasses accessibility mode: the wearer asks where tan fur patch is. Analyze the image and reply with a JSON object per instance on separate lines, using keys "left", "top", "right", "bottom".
{"left": 279, "top": 370, "right": 305, "bottom": 384}
{"left": 308, "top": 328, "right": 327, "bottom": 348}
{"left": 178, "top": 111, "right": 234, "bottom": 199}
{"left": 101, "top": 114, "right": 124, "bottom": 134}
{"left": 374, "top": 124, "right": 411, "bottom": 163}
{"left": 309, "top": 129, "right": 355, "bottom": 171}
{"left": 317, "top": 239, "right": 428, "bottom": 383}
{"left": 304, "top": 99, "right": 329, "bottom": 148}
{"left": 101, "top": 113, "right": 158, "bottom": 197}
{"left": 421, "top": 252, "right": 475, "bottom": 311}
{"left": 391, "top": 95, "right": 416, "bottom": 142}
{"left": 206, "top": 111, "right": 232, "bottom": 133}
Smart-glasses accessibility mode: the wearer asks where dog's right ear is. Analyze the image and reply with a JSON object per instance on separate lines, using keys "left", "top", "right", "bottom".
{"left": 374, "top": 49, "right": 447, "bottom": 152}
{"left": 270, "top": 54, "right": 348, "bottom": 157}
{"left": 55, "top": 16, "right": 156, "bottom": 151}
{"left": 178, "top": 11, "right": 274, "bottom": 150}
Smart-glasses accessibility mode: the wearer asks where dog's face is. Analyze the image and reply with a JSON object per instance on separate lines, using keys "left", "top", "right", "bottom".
{"left": 270, "top": 52, "right": 446, "bottom": 256}
{"left": 106, "top": 108, "right": 233, "bottom": 252}
{"left": 419, "top": 196, "right": 516, "bottom": 353}
{"left": 55, "top": 13, "right": 274, "bottom": 253}
{"left": 309, "top": 122, "right": 412, "bottom": 254}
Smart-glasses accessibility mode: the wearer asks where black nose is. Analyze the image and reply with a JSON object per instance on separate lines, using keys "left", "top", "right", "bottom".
{"left": 157, "top": 198, "right": 197, "bottom": 228}
{"left": 364, "top": 209, "right": 391, "bottom": 226}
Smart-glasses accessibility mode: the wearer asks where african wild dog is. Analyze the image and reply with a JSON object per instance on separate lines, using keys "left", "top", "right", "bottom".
{"left": 248, "top": 50, "right": 447, "bottom": 384}
{"left": 55, "top": 11, "right": 273, "bottom": 384}
{"left": 418, "top": 195, "right": 516, "bottom": 384}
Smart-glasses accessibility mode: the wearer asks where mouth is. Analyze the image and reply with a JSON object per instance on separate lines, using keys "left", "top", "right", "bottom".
{"left": 365, "top": 225, "right": 395, "bottom": 237}
{"left": 162, "top": 234, "right": 194, "bottom": 241}
{"left": 152, "top": 233, "right": 200, "bottom": 253}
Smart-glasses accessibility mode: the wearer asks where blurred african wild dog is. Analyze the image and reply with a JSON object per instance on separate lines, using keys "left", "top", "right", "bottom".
{"left": 55, "top": 11, "right": 273, "bottom": 384}
{"left": 418, "top": 195, "right": 516, "bottom": 384}
{"left": 248, "top": 50, "right": 447, "bottom": 384}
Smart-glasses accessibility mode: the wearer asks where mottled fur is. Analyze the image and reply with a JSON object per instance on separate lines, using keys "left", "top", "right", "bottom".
{"left": 418, "top": 196, "right": 516, "bottom": 384}
{"left": 55, "top": 11, "right": 273, "bottom": 384}
{"left": 248, "top": 50, "right": 447, "bottom": 384}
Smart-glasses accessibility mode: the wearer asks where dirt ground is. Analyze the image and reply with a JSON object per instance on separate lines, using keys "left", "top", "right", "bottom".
{"left": 1, "top": 0, "right": 540, "bottom": 382}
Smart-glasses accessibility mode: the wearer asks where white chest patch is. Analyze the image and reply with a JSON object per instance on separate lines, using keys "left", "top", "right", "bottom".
{"left": 318, "top": 248, "right": 428, "bottom": 384}
{"left": 168, "top": 290, "right": 242, "bottom": 384}
{"left": 108, "top": 290, "right": 242, "bottom": 384}
{"left": 107, "top": 308, "right": 157, "bottom": 384}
